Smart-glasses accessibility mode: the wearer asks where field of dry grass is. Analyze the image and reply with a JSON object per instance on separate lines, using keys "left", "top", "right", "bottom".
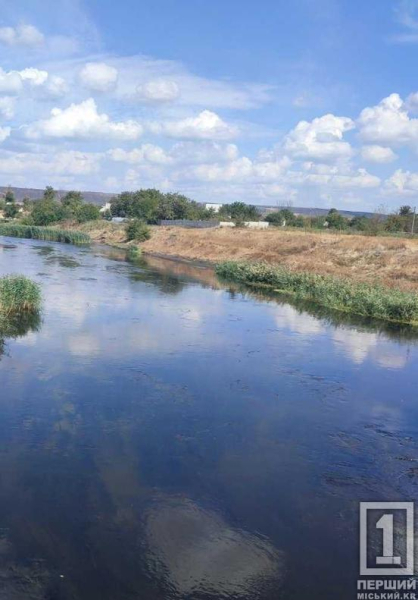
{"left": 75, "top": 222, "right": 418, "bottom": 292}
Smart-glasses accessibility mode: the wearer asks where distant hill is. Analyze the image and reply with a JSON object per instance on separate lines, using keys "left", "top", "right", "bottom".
{"left": 0, "top": 186, "right": 114, "bottom": 205}
{"left": 258, "top": 205, "right": 377, "bottom": 219}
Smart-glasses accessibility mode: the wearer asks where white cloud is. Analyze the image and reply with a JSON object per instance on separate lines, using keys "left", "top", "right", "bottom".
{"left": 79, "top": 62, "right": 118, "bottom": 92}
{"left": 383, "top": 168, "right": 418, "bottom": 196}
{"left": 188, "top": 155, "right": 291, "bottom": 182}
{"left": 0, "top": 67, "right": 67, "bottom": 98}
{"left": 109, "top": 144, "right": 172, "bottom": 165}
{"left": 26, "top": 98, "right": 142, "bottom": 141}
{"left": 0, "top": 150, "right": 101, "bottom": 175}
{"left": 0, "top": 97, "right": 15, "bottom": 119}
{"left": 136, "top": 79, "right": 179, "bottom": 102}
{"left": 360, "top": 145, "right": 398, "bottom": 163}
{"left": 170, "top": 141, "right": 239, "bottom": 164}
{"left": 109, "top": 141, "right": 239, "bottom": 166}
{"left": 149, "top": 110, "right": 238, "bottom": 140}
{"left": 294, "top": 164, "right": 380, "bottom": 189}
{"left": 284, "top": 113, "right": 355, "bottom": 161}
{"left": 0, "top": 24, "right": 44, "bottom": 47}
{"left": 19, "top": 68, "right": 49, "bottom": 86}
{"left": 358, "top": 93, "right": 418, "bottom": 147}
{"left": 0, "top": 68, "right": 22, "bottom": 94}
{"left": 0, "top": 127, "right": 11, "bottom": 143}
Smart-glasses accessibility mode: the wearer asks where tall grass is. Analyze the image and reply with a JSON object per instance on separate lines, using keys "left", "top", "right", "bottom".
{"left": 216, "top": 261, "right": 418, "bottom": 325}
{"left": 0, "top": 224, "right": 90, "bottom": 245}
{"left": 0, "top": 275, "right": 41, "bottom": 315}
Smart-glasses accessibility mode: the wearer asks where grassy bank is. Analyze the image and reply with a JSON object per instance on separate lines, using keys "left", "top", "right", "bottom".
{"left": 0, "top": 275, "right": 41, "bottom": 315}
{"left": 216, "top": 261, "right": 418, "bottom": 325}
{"left": 0, "top": 224, "right": 90, "bottom": 245}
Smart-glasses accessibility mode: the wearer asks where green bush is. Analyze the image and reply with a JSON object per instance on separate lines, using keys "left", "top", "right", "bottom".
{"left": 216, "top": 261, "right": 418, "bottom": 325}
{"left": 0, "top": 275, "right": 41, "bottom": 315}
{"left": 126, "top": 246, "right": 143, "bottom": 262}
{"left": 0, "top": 223, "right": 90, "bottom": 245}
{"left": 126, "top": 219, "right": 151, "bottom": 242}
{"left": 76, "top": 203, "right": 101, "bottom": 223}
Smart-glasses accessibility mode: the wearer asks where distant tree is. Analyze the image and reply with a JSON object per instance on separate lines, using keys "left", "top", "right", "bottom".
{"left": 110, "top": 189, "right": 210, "bottom": 223}
{"left": 61, "top": 191, "right": 84, "bottom": 213}
{"left": 31, "top": 198, "right": 65, "bottom": 226}
{"left": 219, "top": 202, "right": 259, "bottom": 222}
{"left": 43, "top": 186, "right": 56, "bottom": 202}
{"left": 22, "top": 197, "right": 32, "bottom": 211}
{"left": 5, "top": 189, "right": 15, "bottom": 203}
{"left": 265, "top": 208, "right": 297, "bottom": 226}
{"left": 399, "top": 205, "right": 413, "bottom": 216}
{"left": 385, "top": 214, "right": 405, "bottom": 233}
{"left": 0, "top": 199, "right": 5, "bottom": 211}
{"left": 350, "top": 216, "right": 370, "bottom": 231}
{"left": 325, "top": 208, "right": 348, "bottom": 230}
{"left": 76, "top": 203, "right": 100, "bottom": 223}
{"left": 4, "top": 203, "right": 19, "bottom": 218}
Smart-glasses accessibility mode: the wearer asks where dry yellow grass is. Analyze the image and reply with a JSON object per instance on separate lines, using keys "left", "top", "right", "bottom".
{"left": 76, "top": 222, "right": 418, "bottom": 292}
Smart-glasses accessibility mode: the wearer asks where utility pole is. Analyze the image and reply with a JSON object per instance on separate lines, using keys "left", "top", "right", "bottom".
{"left": 411, "top": 206, "right": 417, "bottom": 235}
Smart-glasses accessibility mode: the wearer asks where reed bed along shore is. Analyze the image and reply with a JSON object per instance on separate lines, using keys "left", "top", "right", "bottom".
{"left": 0, "top": 224, "right": 91, "bottom": 245}
{"left": 0, "top": 275, "right": 41, "bottom": 315}
{"left": 216, "top": 261, "right": 418, "bottom": 325}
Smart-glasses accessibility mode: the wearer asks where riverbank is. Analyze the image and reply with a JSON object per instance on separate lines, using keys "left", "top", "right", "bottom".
{"left": 216, "top": 261, "right": 418, "bottom": 325}
{"left": 73, "top": 221, "right": 418, "bottom": 292}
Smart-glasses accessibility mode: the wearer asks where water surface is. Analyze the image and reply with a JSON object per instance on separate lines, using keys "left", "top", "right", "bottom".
{"left": 0, "top": 239, "right": 417, "bottom": 600}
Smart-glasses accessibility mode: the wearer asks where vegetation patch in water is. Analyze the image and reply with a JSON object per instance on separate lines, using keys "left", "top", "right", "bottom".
{"left": 126, "top": 246, "right": 143, "bottom": 263}
{"left": 0, "top": 275, "right": 41, "bottom": 315}
{"left": 0, "top": 224, "right": 90, "bottom": 245}
{"left": 216, "top": 261, "right": 418, "bottom": 325}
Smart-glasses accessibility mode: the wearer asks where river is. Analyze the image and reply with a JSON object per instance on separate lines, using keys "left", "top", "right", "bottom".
{"left": 0, "top": 238, "right": 417, "bottom": 600}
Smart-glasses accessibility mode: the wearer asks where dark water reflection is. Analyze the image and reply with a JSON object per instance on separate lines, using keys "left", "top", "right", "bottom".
{"left": 0, "top": 239, "right": 418, "bottom": 599}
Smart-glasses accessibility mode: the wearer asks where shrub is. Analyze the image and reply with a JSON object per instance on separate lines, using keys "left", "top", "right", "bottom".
{"left": 76, "top": 203, "right": 101, "bottom": 223}
{"left": 216, "top": 261, "right": 418, "bottom": 325}
{"left": 4, "top": 203, "right": 19, "bottom": 219}
{"left": 126, "top": 219, "right": 151, "bottom": 242}
{"left": 0, "top": 275, "right": 41, "bottom": 315}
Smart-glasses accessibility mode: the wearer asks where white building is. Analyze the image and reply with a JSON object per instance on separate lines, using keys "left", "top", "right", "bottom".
{"left": 100, "top": 202, "right": 112, "bottom": 213}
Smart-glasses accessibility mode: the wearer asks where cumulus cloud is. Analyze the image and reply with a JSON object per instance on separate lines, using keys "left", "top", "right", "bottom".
{"left": 383, "top": 168, "right": 418, "bottom": 196}
{"left": 0, "top": 150, "right": 101, "bottom": 175}
{"left": 19, "top": 67, "right": 48, "bottom": 86}
{"left": 188, "top": 155, "right": 291, "bottom": 182}
{"left": 79, "top": 62, "right": 118, "bottom": 93}
{"left": 25, "top": 98, "right": 142, "bottom": 141}
{"left": 295, "top": 163, "right": 380, "bottom": 189}
{"left": 0, "top": 68, "right": 22, "bottom": 94}
{"left": 0, "top": 126, "right": 11, "bottom": 143}
{"left": 0, "top": 97, "right": 15, "bottom": 119}
{"left": 0, "top": 24, "right": 44, "bottom": 47}
{"left": 283, "top": 114, "right": 355, "bottom": 161}
{"left": 360, "top": 145, "right": 398, "bottom": 163}
{"left": 149, "top": 110, "right": 238, "bottom": 140}
{"left": 109, "top": 144, "right": 172, "bottom": 165}
{"left": 358, "top": 93, "right": 418, "bottom": 147}
{"left": 108, "top": 141, "right": 239, "bottom": 166}
{"left": 0, "top": 67, "right": 67, "bottom": 98}
{"left": 136, "top": 79, "right": 180, "bottom": 103}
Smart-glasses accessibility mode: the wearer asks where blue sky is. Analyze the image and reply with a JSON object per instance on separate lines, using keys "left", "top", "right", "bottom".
{"left": 1, "top": 0, "right": 418, "bottom": 210}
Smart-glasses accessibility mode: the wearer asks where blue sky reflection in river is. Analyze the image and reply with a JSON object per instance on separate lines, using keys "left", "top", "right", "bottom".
{"left": 0, "top": 239, "right": 418, "bottom": 599}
